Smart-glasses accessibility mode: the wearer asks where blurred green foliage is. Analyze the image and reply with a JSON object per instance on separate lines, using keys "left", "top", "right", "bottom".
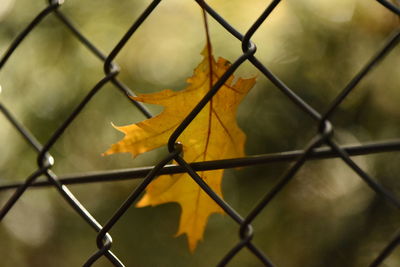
{"left": 0, "top": 0, "right": 399, "bottom": 266}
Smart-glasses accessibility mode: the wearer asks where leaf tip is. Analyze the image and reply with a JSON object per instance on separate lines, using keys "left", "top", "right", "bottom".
{"left": 102, "top": 145, "right": 117, "bottom": 157}
{"left": 110, "top": 122, "right": 126, "bottom": 133}
{"left": 174, "top": 231, "right": 200, "bottom": 253}
{"left": 135, "top": 195, "right": 150, "bottom": 208}
{"left": 188, "top": 241, "right": 198, "bottom": 254}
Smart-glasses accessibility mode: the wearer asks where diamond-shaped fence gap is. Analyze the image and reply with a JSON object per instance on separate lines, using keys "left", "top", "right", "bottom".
{"left": 111, "top": 34, "right": 204, "bottom": 101}
{"left": 276, "top": 15, "right": 394, "bottom": 115}
{"left": 240, "top": 81, "right": 317, "bottom": 156}
{"left": 48, "top": 84, "right": 156, "bottom": 175}
{"left": 0, "top": 37, "right": 106, "bottom": 146}
{"left": 114, "top": 2, "right": 205, "bottom": 91}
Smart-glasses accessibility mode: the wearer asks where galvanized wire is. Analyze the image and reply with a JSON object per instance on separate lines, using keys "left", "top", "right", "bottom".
{"left": 0, "top": 0, "right": 399, "bottom": 266}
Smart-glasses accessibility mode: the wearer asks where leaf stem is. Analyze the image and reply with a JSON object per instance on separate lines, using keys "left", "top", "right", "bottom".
{"left": 201, "top": 7, "right": 214, "bottom": 162}
{"left": 201, "top": 8, "right": 213, "bottom": 89}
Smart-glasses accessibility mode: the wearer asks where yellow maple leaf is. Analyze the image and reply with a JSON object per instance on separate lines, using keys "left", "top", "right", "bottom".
{"left": 104, "top": 47, "right": 256, "bottom": 251}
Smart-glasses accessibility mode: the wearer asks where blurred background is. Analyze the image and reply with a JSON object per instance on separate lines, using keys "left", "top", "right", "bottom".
{"left": 0, "top": 0, "right": 399, "bottom": 266}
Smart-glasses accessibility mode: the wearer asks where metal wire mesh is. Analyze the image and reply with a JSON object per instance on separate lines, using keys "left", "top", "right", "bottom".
{"left": 0, "top": 0, "right": 399, "bottom": 266}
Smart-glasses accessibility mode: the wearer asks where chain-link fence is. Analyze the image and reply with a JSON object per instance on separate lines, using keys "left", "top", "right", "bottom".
{"left": 1, "top": 0, "right": 400, "bottom": 266}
